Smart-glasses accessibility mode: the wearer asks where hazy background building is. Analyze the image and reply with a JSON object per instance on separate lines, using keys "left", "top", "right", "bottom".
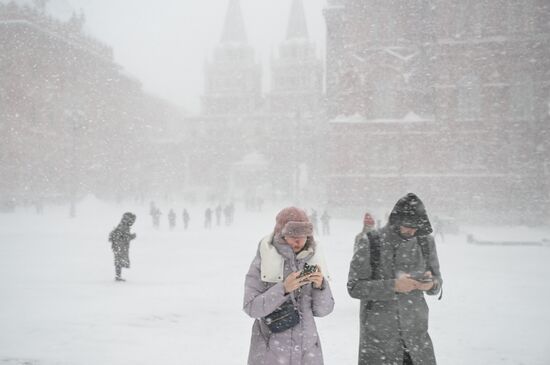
{"left": 184, "top": 0, "right": 325, "bottom": 205}
{"left": 324, "top": 0, "right": 550, "bottom": 224}
{"left": 1, "top": 0, "right": 548, "bottom": 224}
{"left": 0, "top": 1, "right": 187, "bottom": 211}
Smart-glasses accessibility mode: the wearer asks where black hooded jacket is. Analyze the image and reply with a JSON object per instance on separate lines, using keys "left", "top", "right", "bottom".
{"left": 388, "top": 192, "right": 433, "bottom": 236}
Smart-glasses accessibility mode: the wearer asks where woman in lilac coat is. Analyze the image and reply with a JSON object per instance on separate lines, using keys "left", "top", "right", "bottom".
{"left": 243, "top": 207, "right": 335, "bottom": 365}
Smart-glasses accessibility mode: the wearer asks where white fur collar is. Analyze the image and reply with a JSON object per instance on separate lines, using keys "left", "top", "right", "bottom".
{"left": 259, "top": 234, "right": 331, "bottom": 283}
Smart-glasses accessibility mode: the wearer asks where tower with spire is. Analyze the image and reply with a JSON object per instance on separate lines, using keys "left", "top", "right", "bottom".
{"left": 188, "top": 0, "right": 327, "bottom": 200}
{"left": 268, "top": 0, "right": 322, "bottom": 115}
{"left": 202, "top": 0, "right": 261, "bottom": 115}
{"left": 263, "top": 0, "right": 325, "bottom": 200}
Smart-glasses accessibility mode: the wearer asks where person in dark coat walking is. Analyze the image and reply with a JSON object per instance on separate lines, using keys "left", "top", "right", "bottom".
{"left": 347, "top": 193, "right": 443, "bottom": 365}
{"left": 244, "top": 206, "right": 334, "bottom": 365}
{"left": 204, "top": 208, "right": 212, "bottom": 229}
{"left": 109, "top": 212, "right": 137, "bottom": 282}
{"left": 320, "top": 210, "right": 331, "bottom": 235}
{"left": 182, "top": 208, "right": 190, "bottom": 230}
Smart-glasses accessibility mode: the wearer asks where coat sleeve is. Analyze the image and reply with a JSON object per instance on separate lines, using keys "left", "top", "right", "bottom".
{"left": 347, "top": 234, "right": 396, "bottom": 301}
{"left": 311, "top": 280, "right": 335, "bottom": 317}
{"left": 243, "top": 250, "right": 288, "bottom": 319}
{"left": 425, "top": 235, "right": 443, "bottom": 296}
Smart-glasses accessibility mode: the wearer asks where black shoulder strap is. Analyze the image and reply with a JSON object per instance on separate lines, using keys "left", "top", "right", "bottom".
{"left": 417, "top": 235, "right": 443, "bottom": 300}
{"left": 417, "top": 235, "right": 431, "bottom": 271}
{"left": 366, "top": 231, "right": 382, "bottom": 280}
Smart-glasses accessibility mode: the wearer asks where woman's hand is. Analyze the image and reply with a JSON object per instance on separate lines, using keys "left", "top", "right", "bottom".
{"left": 283, "top": 272, "right": 311, "bottom": 294}
{"left": 306, "top": 270, "right": 324, "bottom": 289}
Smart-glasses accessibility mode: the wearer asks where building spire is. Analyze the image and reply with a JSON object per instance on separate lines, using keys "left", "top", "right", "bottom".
{"left": 286, "top": 0, "right": 309, "bottom": 40}
{"left": 220, "top": 0, "right": 247, "bottom": 44}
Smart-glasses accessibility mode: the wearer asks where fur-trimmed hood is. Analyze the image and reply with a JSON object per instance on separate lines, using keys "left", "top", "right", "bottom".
{"left": 259, "top": 233, "right": 330, "bottom": 283}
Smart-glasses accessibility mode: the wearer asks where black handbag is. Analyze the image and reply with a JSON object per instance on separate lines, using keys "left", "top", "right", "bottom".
{"left": 262, "top": 299, "right": 300, "bottom": 333}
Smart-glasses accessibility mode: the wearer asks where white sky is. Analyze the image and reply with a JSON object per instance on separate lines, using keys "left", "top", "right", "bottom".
{"left": 57, "top": 0, "right": 327, "bottom": 114}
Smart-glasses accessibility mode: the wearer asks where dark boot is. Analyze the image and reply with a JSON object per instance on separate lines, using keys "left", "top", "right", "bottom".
{"left": 115, "top": 265, "right": 124, "bottom": 281}
{"left": 403, "top": 350, "right": 413, "bottom": 365}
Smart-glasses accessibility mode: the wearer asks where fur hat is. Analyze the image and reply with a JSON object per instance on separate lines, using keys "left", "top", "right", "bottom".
{"left": 274, "top": 206, "right": 312, "bottom": 237}
{"left": 282, "top": 221, "right": 313, "bottom": 237}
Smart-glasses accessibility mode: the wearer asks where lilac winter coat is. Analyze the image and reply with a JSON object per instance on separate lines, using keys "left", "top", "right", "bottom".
{"left": 243, "top": 235, "right": 335, "bottom": 365}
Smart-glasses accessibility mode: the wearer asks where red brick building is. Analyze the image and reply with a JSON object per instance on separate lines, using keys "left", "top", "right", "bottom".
{"left": 324, "top": 0, "right": 550, "bottom": 224}
{"left": 0, "top": 3, "right": 185, "bottom": 205}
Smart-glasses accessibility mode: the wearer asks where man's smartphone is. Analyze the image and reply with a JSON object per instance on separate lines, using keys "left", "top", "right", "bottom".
{"left": 409, "top": 271, "right": 433, "bottom": 283}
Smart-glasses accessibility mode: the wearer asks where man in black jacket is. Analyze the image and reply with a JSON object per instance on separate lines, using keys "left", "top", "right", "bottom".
{"left": 348, "top": 193, "right": 443, "bottom": 365}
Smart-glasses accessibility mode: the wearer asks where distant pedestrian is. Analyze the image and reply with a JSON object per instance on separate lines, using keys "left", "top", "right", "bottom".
{"left": 168, "top": 209, "right": 176, "bottom": 230}
{"left": 152, "top": 208, "right": 161, "bottom": 229}
{"left": 182, "top": 208, "right": 190, "bottom": 230}
{"left": 229, "top": 202, "right": 235, "bottom": 224}
{"left": 309, "top": 209, "right": 319, "bottom": 235}
{"left": 109, "top": 212, "right": 137, "bottom": 282}
{"left": 215, "top": 204, "right": 222, "bottom": 226}
{"left": 150, "top": 202, "right": 161, "bottom": 229}
{"left": 204, "top": 208, "right": 213, "bottom": 229}
{"left": 224, "top": 203, "right": 235, "bottom": 226}
{"left": 354, "top": 212, "right": 376, "bottom": 252}
{"left": 321, "top": 210, "right": 331, "bottom": 235}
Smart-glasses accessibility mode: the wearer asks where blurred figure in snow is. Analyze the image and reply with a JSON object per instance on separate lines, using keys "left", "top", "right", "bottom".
{"left": 354, "top": 212, "right": 376, "bottom": 252}
{"left": 321, "top": 210, "right": 331, "bottom": 236}
{"left": 204, "top": 207, "right": 213, "bottom": 229}
{"left": 168, "top": 209, "right": 176, "bottom": 230}
{"left": 215, "top": 204, "right": 222, "bottom": 226}
{"left": 182, "top": 208, "right": 190, "bottom": 230}
{"left": 109, "top": 212, "right": 137, "bottom": 282}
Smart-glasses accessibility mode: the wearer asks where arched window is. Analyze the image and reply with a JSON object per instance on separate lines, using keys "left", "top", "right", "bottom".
{"left": 509, "top": 73, "right": 534, "bottom": 121}
{"left": 458, "top": 74, "right": 481, "bottom": 120}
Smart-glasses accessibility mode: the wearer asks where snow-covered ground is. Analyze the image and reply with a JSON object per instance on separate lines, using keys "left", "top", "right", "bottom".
{"left": 1, "top": 198, "right": 549, "bottom": 364}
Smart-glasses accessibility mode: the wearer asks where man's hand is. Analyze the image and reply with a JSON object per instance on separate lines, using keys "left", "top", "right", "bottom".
{"left": 416, "top": 271, "right": 435, "bottom": 291}
{"left": 394, "top": 274, "right": 420, "bottom": 293}
{"left": 417, "top": 280, "right": 435, "bottom": 291}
